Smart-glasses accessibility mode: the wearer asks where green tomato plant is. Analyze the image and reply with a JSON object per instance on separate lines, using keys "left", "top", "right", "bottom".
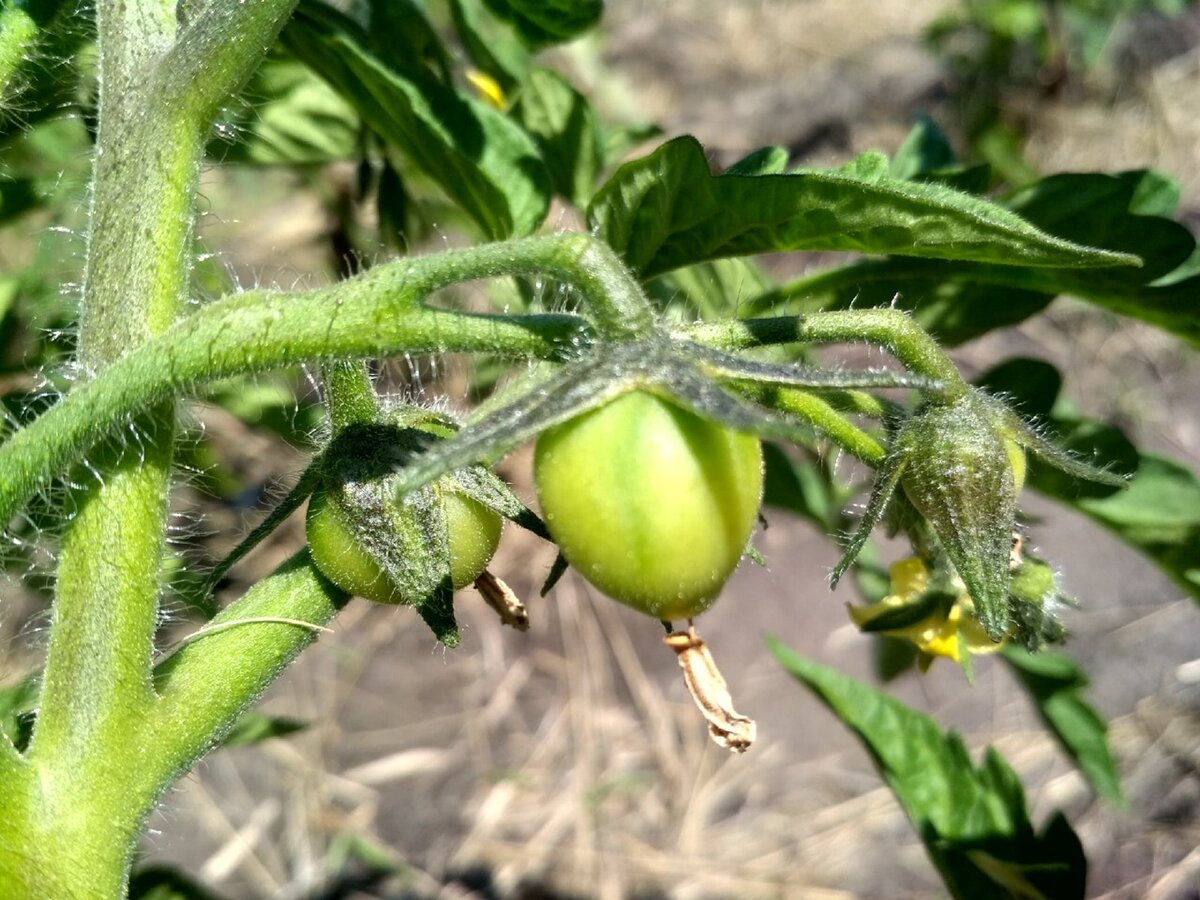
{"left": 0, "top": 2, "right": 1197, "bottom": 898}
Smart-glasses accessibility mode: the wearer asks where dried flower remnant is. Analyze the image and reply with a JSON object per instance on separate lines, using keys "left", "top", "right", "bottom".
{"left": 664, "top": 628, "right": 756, "bottom": 752}
{"left": 474, "top": 569, "right": 529, "bottom": 631}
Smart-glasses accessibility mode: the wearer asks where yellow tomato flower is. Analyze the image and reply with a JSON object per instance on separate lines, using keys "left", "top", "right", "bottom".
{"left": 466, "top": 70, "right": 506, "bottom": 109}
{"left": 847, "top": 557, "right": 1005, "bottom": 669}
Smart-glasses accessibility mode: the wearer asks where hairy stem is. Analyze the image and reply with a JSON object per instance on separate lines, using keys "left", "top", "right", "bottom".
{"left": 323, "top": 360, "right": 380, "bottom": 432}
{"left": 753, "top": 386, "right": 886, "bottom": 466}
{"left": 683, "top": 310, "right": 967, "bottom": 399}
{"left": 12, "top": 2, "right": 303, "bottom": 895}
{"left": 144, "top": 553, "right": 344, "bottom": 803}
{"left": 0, "top": 234, "right": 638, "bottom": 526}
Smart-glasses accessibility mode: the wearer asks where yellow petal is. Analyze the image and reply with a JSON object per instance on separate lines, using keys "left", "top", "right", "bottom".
{"left": 466, "top": 69, "right": 506, "bottom": 109}
{"left": 888, "top": 556, "right": 929, "bottom": 598}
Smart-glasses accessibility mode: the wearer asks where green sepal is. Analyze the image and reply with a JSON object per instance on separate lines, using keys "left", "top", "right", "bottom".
{"left": 320, "top": 420, "right": 460, "bottom": 646}
{"left": 449, "top": 461, "right": 552, "bottom": 541}
{"left": 1007, "top": 550, "right": 1072, "bottom": 651}
{"left": 853, "top": 588, "right": 956, "bottom": 633}
{"left": 896, "top": 392, "right": 1017, "bottom": 640}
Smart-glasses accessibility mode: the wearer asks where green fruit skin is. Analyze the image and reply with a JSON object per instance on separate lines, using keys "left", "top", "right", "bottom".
{"left": 533, "top": 390, "right": 764, "bottom": 621}
{"left": 306, "top": 489, "right": 502, "bottom": 603}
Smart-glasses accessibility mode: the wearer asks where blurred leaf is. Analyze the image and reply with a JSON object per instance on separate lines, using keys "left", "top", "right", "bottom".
{"left": 209, "top": 55, "right": 359, "bottom": 165}
{"left": 768, "top": 639, "right": 1088, "bottom": 900}
{"left": 450, "top": 0, "right": 530, "bottom": 91}
{"left": 646, "top": 256, "right": 774, "bottom": 320}
{"left": 0, "top": 276, "right": 17, "bottom": 325}
{"left": 219, "top": 710, "right": 306, "bottom": 748}
{"left": 284, "top": 3, "right": 550, "bottom": 239}
{"left": 587, "top": 136, "right": 1137, "bottom": 280}
{"left": 128, "top": 866, "right": 227, "bottom": 900}
{"left": 325, "top": 830, "right": 410, "bottom": 878}
{"left": 203, "top": 375, "right": 322, "bottom": 447}
{"left": 977, "top": 358, "right": 1200, "bottom": 600}
{"left": 1002, "top": 646, "right": 1125, "bottom": 805}
{"left": 602, "top": 120, "right": 661, "bottom": 164}
{"left": 376, "top": 159, "right": 410, "bottom": 249}
{"left": 975, "top": 357, "right": 1062, "bottom": 419}
{"left": 890, "top": 115, "right": 958, "bottom": 181}
{"left": 0, "top": 2, "right": 91, "bottom": 143}
{"left": 482, "top": 0, "right": 603, "bottom": 49}
{"left": 0, "top": 672, "right": 38, "bottom": 752}
{"left": 366, "top": 0, "right": 453, "bottom": 83}
{"left": 762, "top": 442, "right": 840, "bottom": 530}
{"left": 0, "top": 177, "right": 39, "bottom": 224}
{"left": 1076, "top": 454, "right": 1200, "bottom": 598}
{"left": 512, "top": 67, "right": 603, "bottom": 207}
{"left": 726, "top": 145, "right": 790, "bottom": 176}
{"left": 874, "top": 634, "right": 921, "bottom": 681}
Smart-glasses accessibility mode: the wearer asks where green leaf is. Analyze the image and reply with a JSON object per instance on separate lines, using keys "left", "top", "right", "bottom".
{"left": 890, "top": 115, "right": 958, "bottom": 181}
{"left": 1002, "top": 646, "right": 1125, "bottom": 806}
{"left": 646, "top": 256, "right": 775, "bottom": 320}
{"left": 1005, "top": 171, "right": 1193, "bottom": 284}
{"left": 450, "top": 0, "right": 530, "bottom": 91}
{"left": 512, "top": 67, "right": 603, "bottom": 207}
{"left": 752, "top": 168, "right": 1200, "bottom": 345}
{"left": 587, "top": 136, "right": 1138, "bottom": 280}
{"left": 284, "top": 4, "right": 551, "bottom": 239}
{"left": 977, "top": 358, "right": 1200, "bottom": 601}
{"left": 768, "top": 259, "right": 1056, "bottom": 346}
{"left": 1075, "top": 454, "right": 1200, "bottom": 599}
{"left": 482, "top": 0, "right": 603, "bottom": 49}
{"left": 209, "top": 55, "right": 359, "bottom": 165}
{"left": 768, "top": 639, "right": 1088, "bottom": 900}
{"left": 219, "top": 710, "right": 307, "bottom": 748}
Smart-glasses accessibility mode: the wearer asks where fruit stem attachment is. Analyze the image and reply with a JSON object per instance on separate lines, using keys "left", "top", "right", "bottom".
{"left": 323, "top": 360, "right": 380, "bottom": 432}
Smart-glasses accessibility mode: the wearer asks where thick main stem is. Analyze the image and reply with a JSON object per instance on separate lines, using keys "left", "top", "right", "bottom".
{"left": 10, "top": 1, "right": 302, "bottom": 896}
{"left": 29, "top": 1, "right": 184, "bottom": 888}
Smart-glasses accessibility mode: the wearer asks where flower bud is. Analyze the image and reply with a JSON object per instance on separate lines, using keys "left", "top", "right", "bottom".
{"left": 896, "top": 393, "right": 1018, "bottom": 641}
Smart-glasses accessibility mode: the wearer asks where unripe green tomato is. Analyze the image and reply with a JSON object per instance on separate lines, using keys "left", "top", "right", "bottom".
{"left": 306, "top": 488, "right": 502, "bottom": 603}
{"left": 533, "top": 390, "right": 764, "bottom": 620}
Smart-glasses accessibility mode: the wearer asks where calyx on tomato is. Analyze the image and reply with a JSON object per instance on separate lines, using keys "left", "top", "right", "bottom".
{"left": 304, "top": 416, "right": 506, "bottom": 647}
{"left": 306, "top": 485, "right": 501, "bottom": 604}
{"left": 533, "top": 390, "right": 763, "bottom": 621}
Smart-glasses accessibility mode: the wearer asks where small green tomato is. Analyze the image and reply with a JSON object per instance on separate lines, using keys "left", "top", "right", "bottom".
{"left": 306, "top": 487, "right": 502, "bottom": 603}
{"left": 533, "top": 390, "right": 764, "bottom": 620}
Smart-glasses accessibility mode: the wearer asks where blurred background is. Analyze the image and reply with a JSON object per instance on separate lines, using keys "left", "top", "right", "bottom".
{"left": 2, "top": 1, "right": 1200, "bottom": 897}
